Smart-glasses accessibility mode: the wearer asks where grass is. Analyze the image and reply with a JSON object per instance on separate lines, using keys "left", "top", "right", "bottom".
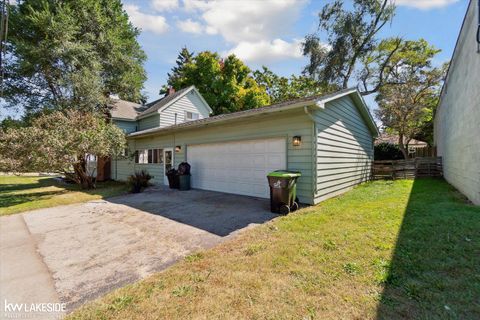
{"left": 67, "top": 178, "right": 480, "bottom": 319}
{"left": 0, "top": 175, "right": 128, "bottom": 216}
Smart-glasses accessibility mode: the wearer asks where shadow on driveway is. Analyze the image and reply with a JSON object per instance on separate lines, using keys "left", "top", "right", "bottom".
{"left": 108, "top": 186, "right": 277, "bottom": 237}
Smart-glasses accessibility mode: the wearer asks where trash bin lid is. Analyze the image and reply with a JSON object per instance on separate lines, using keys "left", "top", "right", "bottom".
{"left": 267, "top": 170, "right": 301, "bottom": 178}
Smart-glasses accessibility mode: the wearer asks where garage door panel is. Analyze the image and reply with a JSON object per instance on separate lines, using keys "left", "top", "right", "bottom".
{"left": 188, "top": 138, "right": 286, "bottom": 198}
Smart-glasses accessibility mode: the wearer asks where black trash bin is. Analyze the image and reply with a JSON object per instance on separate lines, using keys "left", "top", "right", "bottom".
{"left": 179, "top": 174, "right": 191, "bottom": 191}
{"left": 267, "top": 170, "right": 301, "bottom": 214}
{"left": 166, "top": 169, "right": 179, "bottom": 189}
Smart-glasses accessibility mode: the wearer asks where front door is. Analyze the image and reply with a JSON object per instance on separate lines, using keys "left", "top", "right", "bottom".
{"left": 163, "top": 148, "right": 173, "bottom": 185}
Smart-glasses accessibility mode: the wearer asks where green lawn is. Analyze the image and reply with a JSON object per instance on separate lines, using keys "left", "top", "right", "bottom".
{"left": 0, "top": 175, "right": 128, "bottom": 215}
{"left": 68, "top": 178, "right": 480, "bottom": 319}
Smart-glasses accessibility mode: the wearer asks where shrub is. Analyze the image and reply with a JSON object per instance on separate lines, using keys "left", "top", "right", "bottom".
{"left": 374, "top": 142, "right": 404, "bottom": 160}
{"left": 127, "top": 170, "right": 153, "bottom": 193}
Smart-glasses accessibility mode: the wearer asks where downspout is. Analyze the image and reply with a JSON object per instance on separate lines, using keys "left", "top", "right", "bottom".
{"left": 304, "top": 106, "right": 318, "bottom": 198}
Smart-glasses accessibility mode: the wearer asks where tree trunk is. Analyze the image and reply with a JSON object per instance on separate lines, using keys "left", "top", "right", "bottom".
{"left": 398, "top": 133, "right": 408, "bottom": 159}
{"left": 73, "top": 157, "right": 96, "bottom": 189}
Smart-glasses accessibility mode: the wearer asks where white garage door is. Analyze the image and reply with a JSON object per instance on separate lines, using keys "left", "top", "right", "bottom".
{"left": 187, "top": 138, "right": 286, "bottom": 198}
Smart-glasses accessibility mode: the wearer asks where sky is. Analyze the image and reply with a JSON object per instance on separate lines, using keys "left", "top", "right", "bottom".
{"left": 0, "top": 0, "right": 470, "bottom": 120}
{"left": 122, "top": 0, "right": 470, "bottom": 104}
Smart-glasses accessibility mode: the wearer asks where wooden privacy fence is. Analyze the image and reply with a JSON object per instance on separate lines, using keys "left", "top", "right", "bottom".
{"left": 372, "top": 157, "right": 443, "bottom": 180}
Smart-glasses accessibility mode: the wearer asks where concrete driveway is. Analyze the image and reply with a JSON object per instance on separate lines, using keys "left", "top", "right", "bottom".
{"left": 0, "top": 187, "right": 275, "bottom": 317}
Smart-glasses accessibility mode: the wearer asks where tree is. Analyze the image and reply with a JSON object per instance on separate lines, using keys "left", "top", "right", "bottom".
{"left": 160, "top": 46, "right": 194, "bottom": 95}
{"left": 303, "top": 0, "right": 396, "bottom": 94}
{"left": 0, "top": 110, "right": 126, "bottom": 189}
{"left": 253, "top": 66, "right": 339, "bottom": 103}
{"left": 0, "top": 117, "right": 24, "bottom": 131}
{"left": 374, "top": 45, "right": 446, "bottom": 158}
{"left": 163, "top": 51, "right": 270, "bottom": 115}
{"left": 3, "top": 0, "right": 147, "bottom": 113}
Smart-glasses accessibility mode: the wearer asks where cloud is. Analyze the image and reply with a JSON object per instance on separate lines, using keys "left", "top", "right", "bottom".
{"left": 124, "top": 5, "right": 169, "bottom": 34}
{"left": 151, "top": 0, "right": 179, "bottom": 11}
{"left": 227, "top": 39, "right": 303, "bottom": 63}
{"left": 395, "top": 0, "right": 459, "bottom": 9}
{"left": 177, "top": 18, "right": 204, "bottom": 34}
{"left": 180, "top": 0, "right": 307, "bottom": 62}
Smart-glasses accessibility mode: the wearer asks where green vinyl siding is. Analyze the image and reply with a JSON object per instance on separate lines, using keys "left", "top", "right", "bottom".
{"left": 137, "top": 113, "right": 160, "bottom": 131}
{"left": 312, "top": 96, "right": 374, "bottom": 203}
{"left": 113, "top": 120, "right": 137, "bottom": 134}
{"left": 113, "top": 109, "right": 315, "bottom": 204}
{"left": 111, "top": 95, "right": 375, "bottom": 205}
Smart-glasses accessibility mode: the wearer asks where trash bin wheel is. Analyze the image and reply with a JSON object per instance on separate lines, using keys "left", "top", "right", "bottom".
{"left": 291, "top": 201, "right": 299, "bottom": 212}
{"left": 279, "top": 204, "right": 290, "bottom": 215}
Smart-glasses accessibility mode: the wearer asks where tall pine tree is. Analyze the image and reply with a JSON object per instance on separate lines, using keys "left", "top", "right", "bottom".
{"left": 160, "top": 46, "right": 194, "bottom": 95}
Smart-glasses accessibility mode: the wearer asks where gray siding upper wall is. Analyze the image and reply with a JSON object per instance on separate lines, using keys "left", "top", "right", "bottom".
{"left": 159, "top": 92, "right": 209, "bottom": 127}
{"left": 434, "top": 0, "right": 480, "bottom": 205}
{"left": 113, "top": 120, "right": 137, "bottom": 134}
{"left": 312, "top": 95, "right": 374, "bottom": 203}
{"left": 112, "top": 109, "right": 315, "bottom": 204}
{"left": 138, "top": 113, "right": 160, "bottom": 131}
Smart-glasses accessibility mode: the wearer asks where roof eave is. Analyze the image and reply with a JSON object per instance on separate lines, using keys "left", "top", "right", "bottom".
{"left": 128, "top": 99, "right": 318, "bottom": 138}
{"left": 111, "top": 117, "right": 137, "bottom": 122}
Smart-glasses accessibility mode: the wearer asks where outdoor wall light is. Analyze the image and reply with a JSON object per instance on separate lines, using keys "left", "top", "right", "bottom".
{"left": 175, "top": 145, "right": 182, "bottom": 152}
{"left": 292, "top": 136, "right": 302, "bottom": 147}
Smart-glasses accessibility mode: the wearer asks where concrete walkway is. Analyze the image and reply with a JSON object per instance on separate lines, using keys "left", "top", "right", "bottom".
{"left": 0, "top": 214, "right": 65, "bottom": 319}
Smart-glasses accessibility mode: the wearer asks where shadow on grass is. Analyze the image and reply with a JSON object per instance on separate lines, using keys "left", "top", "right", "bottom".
{"left": 376, "top": 178, "right": 480, "bottom": 319}
{"left": 0, "top": 190, "right": 69, "bottom": 208}
{"left": 0, "top": 177, "right": 60, "bottom": 193}
{"left": 0, "top": 177, "right": 128, "bottom": 214}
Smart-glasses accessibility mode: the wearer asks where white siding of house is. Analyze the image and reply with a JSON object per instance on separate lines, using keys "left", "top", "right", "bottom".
{"left": 434, "top": 0, "right": 480, "bottom": 205}
{"left": 159, "top": 91, "right": 209, "bottom": 127}
{"left": 312, "top": 96, "right": 374, "bottom": 203}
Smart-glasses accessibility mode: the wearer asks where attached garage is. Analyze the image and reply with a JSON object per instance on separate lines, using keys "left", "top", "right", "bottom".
{"left": 114, "top": 88, "right": 378, "bottom": 205}
{"left": 187, "top": 138, "right": 286, "bottom": 198}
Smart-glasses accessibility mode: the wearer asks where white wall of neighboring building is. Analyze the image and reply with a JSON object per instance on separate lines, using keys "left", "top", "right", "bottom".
{"left": 434, "top": 0, "right": 480, "bottom": 205}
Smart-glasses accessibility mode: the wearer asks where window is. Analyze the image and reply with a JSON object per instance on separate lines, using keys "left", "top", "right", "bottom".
{"left": 135, "top": 149, "right": 163, "bottom": 164}
{"left": 185, "top": 111, "right": 199, "bottom": 121}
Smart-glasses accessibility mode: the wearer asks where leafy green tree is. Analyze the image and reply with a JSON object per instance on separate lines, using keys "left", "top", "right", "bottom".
{"left": 303, "top": 0, "right": 396, "bottom": 93}
{"left": 253, "top": 66, "right": 339, "bottom": 103}
{"left": 3, "top": 0, "right": 147, "bottom": 112}
{"left": 375, "top": 47, "right": 446, "bottom": 159}
{"left": 0, "top": 110, "right": 126, "bottom": 189}
{"left": 163, "top": 51, "right": 270, "bottom": 115}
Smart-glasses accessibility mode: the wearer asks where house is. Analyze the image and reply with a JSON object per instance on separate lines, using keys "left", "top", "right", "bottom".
{"left": 434, "top": 0, "right": 480, "bottom": 205}
{"left": 98, "top": 86, "right": 212, "bottom": 181}
{"left": 110, "top": 87, "right": 378, "bottom": 205}
{"left": 375, "top": 133, "right": 430, "bottom": 158}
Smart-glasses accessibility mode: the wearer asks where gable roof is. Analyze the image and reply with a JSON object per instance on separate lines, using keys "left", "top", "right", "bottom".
{"left": 137, "top": 86, "right": 213, "bottom": 118}
{"left": 129, "top": 88, "right": 379, "bottom": 138}
{"left": 109, "top": 99, "right": 146, "bottom": 121}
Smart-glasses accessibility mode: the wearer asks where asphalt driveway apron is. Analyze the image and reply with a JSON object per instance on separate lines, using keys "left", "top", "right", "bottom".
{"left": 0, "top": 187, "right": 275, "bottom": 316}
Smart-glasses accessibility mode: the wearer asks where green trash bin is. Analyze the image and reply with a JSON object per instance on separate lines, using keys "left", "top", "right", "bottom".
{"left": 267, "top": 170, "right": 301, "bottom": 214}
